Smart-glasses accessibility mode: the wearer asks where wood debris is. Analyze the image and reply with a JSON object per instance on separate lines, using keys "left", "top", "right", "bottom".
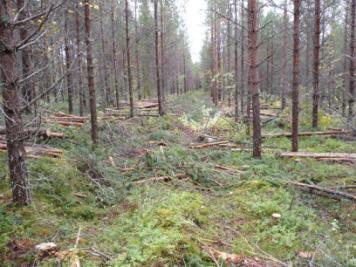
{"left": 263, "top": 130, "right": 351, "bottom": 138}
{"left": 0, "top": 127, "right": 64, "bottom": 139}
{"left": 202, "top": 246, "right": 281, "bottom": 267}
{"left": 0, "top": 143, "right": 64, "bottom": 159}
{"left": 133, "top": 173, "right": 188, "bottom": 184}
{"left": 277, "top": 152, "right": 356, "bottom": 164}
{"left": 288, "top": 181, "right": 356, "bottom": 202}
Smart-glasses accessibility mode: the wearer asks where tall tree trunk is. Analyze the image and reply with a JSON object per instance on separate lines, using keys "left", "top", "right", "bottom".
{"left": 248, "top": 0, "right": 261, "bottom": 158}
{"left": 17, "top": 0, "right": 35, "bottom": 113}
{"left": 312, "top": 0, "right": 321, "bottom": 128}
{"left": 111, "top": 0, "right": 120, "bottom": 109}
{"left": 292, "top": 0, "right": 301, "bottom": 152}
{"left": 84, "top": 0, "right": 98, "bottom": 144}
{"left": 125, "top": 0, "right": 134, "bottom": 117}
{"left": 160, "top": 0, "right": 166, "bottom": 101}
{"left": 342, "top": 4, "right": 349, "bottom": 116}
{"left": 280, "top": 0, "right": 288, "bottom": 110}
{"left": 64, "top": 4, "right": 74, "bottom": 114}
{"left": 75, "top": 4, "right": 85, "bottom": 116}
{"left": 154, "top": 0, "right": 164, "bottom": 115}
{"left": 183, "top": 39, "right": 188, "bottom": 93}
{"left": 240, "top": 0, "right": 245, "bottom": 113}
{"left": 349, "top": 0, "right": 356, "bottom": 119}
{"left": 99, "top": 3, "right": 111, "bottom": 105}
{"left": 0, "top": 1, "right": 31, "bottom": 206}
{"left": 134, "top": 0, "right": 142, "bottom": 100}
{"left": 234, "top": 0, "right": 239, "bottom": 119}
{"left": 227, "top": 1, "right": 232, "bottom": 106}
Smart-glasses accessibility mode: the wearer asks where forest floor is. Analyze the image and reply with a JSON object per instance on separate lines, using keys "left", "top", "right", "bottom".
{"left": 0, "top": 91, "right": 355, "bottom": 266}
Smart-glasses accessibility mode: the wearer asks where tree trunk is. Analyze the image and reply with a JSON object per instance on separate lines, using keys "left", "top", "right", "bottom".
{"left": 84, "top": 0, "right": 98, "bottom": 144}
{"left": 0, "top": 1, "right": 31, "bottom": 206}
{"left": 16, "top": 0, "right": 35, "bottom": 113}
{"left": 99, "top": 3, "right": 111, "bottom": 106}
{"left": 342, "top": 4, "right": 349, "bottom": 116}
{"left": 154, "top": 0, "right": 164, "bottom": 116}
{"left": 248, "top": 0, "right": 262, "bottom": 158}
{"left": 183, "top": 39, "right": 188, "bottom": 93}
{"left": 160, "top": 0, "right": 166, "bottom": 101}
{"left": 280, "top": 0, "right": 288, "bottom": 110}
{"left": 75, "top": 4, "right": 85, "bottom": 116}
{"left": 349, "top": 0, "right": 356, "bottom": 119}
{"left": 111, "top": 0, "right": 120, "bottom": 109}
{"left": 134, "top": 0, "right": 142, "bottom": 100}
{"left": 234, "top": 0, "right": 239, "bottom": 119}
{"left": 312, "top": 0, "right": 321, "bottom": 128}
{"left": 240, "top": 0, "right": 245, "bottom": 113}
{"left": 64, "top": 4, "right": 74, "bottom": 114}
{"left": 125, "top": 0, "right": 134, "bottom": 117}
{"left": 292, "top": 0, "right": 301, "bottom": 152}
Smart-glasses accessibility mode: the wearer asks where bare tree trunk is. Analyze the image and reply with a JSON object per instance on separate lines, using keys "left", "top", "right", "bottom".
{"left": 280, "top": 0, "right": 288, "bottom": 110}
{"left": 240, "top": 0, "right": 245, "bottom": 113}
{"left": 160, "top": 0, "right": 166, "bottom": 101}
{"left": 64, "top": 4, "right": 74, "bottom": 114}
{"left": 134, "top": 0, "right": 142, "bottom": 100}
{"left": 234, "top": 0, "right": 239, "bottom": 119}
{"left": 154, "top": 0, "right": 164, "bottom": 115}
{"left": 312, "top": 0, "right": 321, "bottom": 128}
{"left": 75, "top": 4, "right": 85, "bottom": 116}
{"left": 342, "top": 4, "right": 349, "bottom": 116}
{"left": 183, "top": 39, "right": 188, "bottom": 93}
{"left": 84, "top": 0, "right": 98, "bottom": 144}
{"left": 111, "top": 0, "right": 120, "bottom": 109}
{"left": 0, "top": 1, "right": 31, "bottom": 206}
{"left": 99, "top": 3, "right": 111, "bottom": 106}
{"left": 349, "top": 0, "right": 356, "bottom": 119}
{"left": 17, "top": 0, "right": 35, "bottom": 113}
{"left": 292, "top": 0, "right": 301, "bottom": 152}
{"left": 248, "top": 0, "right": 262, "bottom": 158}
{"left": 227, "top": 1, "right": 232, "bottom": 105}
{"left": 125, "top": 0, "right": 134, "bottom": 117}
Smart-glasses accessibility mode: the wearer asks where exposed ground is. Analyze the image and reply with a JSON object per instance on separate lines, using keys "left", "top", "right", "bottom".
{"left": 0, "top": 91, "right": 355, "bottom": 266}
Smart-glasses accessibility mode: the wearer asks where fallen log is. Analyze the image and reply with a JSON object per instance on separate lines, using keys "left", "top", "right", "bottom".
{"left": 0, "top": 143, "right": 63, "bottom": 159}
{"left": 0, "top": 127, "right": 64, "bottom": 139}
{"left": 189, "top": 141, "right": 230, "bottom": 149}
{"left": 263, "top": 130, "right": 351, "bottom": 138}
{"left": 277, "top": 152, "right": 356, "bottom": 160}
{"left": 289, "top": 181, "right": 356, "bottom": 202}
{"left": 133, "top": 173, "right": 188, "bottom": 184}
{"left": 44, "top": 120, "right": 83, "bottom": 127}
{"left": 49, "top": 116, "right": 87, "bottom": 123}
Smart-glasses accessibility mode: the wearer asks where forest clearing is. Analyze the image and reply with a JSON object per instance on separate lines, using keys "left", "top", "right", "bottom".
{"left": 0, "top": 0, "right": 355, "bottom": 266}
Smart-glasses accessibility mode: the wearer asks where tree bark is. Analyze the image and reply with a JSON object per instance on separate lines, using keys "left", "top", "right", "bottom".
{"left": 248, "top": 0, "right": 262, "bottom": 158}
{"left": 134, "top": 0, "right": 142, "bottom": 100}
{"left": 99, "top": 3, "right": 111, "bottom": 106}
{"left": 75, "top": 4, "right": 85, "bottom": 116}
{"left": 125, "top": 0, "right": 134, "bottom": 117}
{"left": 240, "top": 0, "right": 245, "bottom": 113}
{"left": 234, "top": 0, "right": 239, "bottom": 119}
{"left": 111, "top": 0, "right": 120, "bottom": 109}
{"left": 349, "top": 0, "right": 356, "bottom": 119}
{"left": 312, "top": 0, "right": 321, "bottom": 128}
{"left": 16, "top": 0, "right": 35, "bottom": 113}
{"left": 154, "top": 0, "right": 164, "bottom": 115}
{"left": 84, "top": 0, "right": 98, "bottom": 144}
{"left": 160, "top": 0, "right": 166, "bottom": 101}
{"left": 0, "top": 1, "right": 31, "bottom": 206}
{"left": 64, "top": 4, "right": 74, "bottom": 114}
{"left": 292, "top": 0, "right": 301, "bottom": 152}
{"left": 280, "top": 0, "right": 288, "bottom": 110}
